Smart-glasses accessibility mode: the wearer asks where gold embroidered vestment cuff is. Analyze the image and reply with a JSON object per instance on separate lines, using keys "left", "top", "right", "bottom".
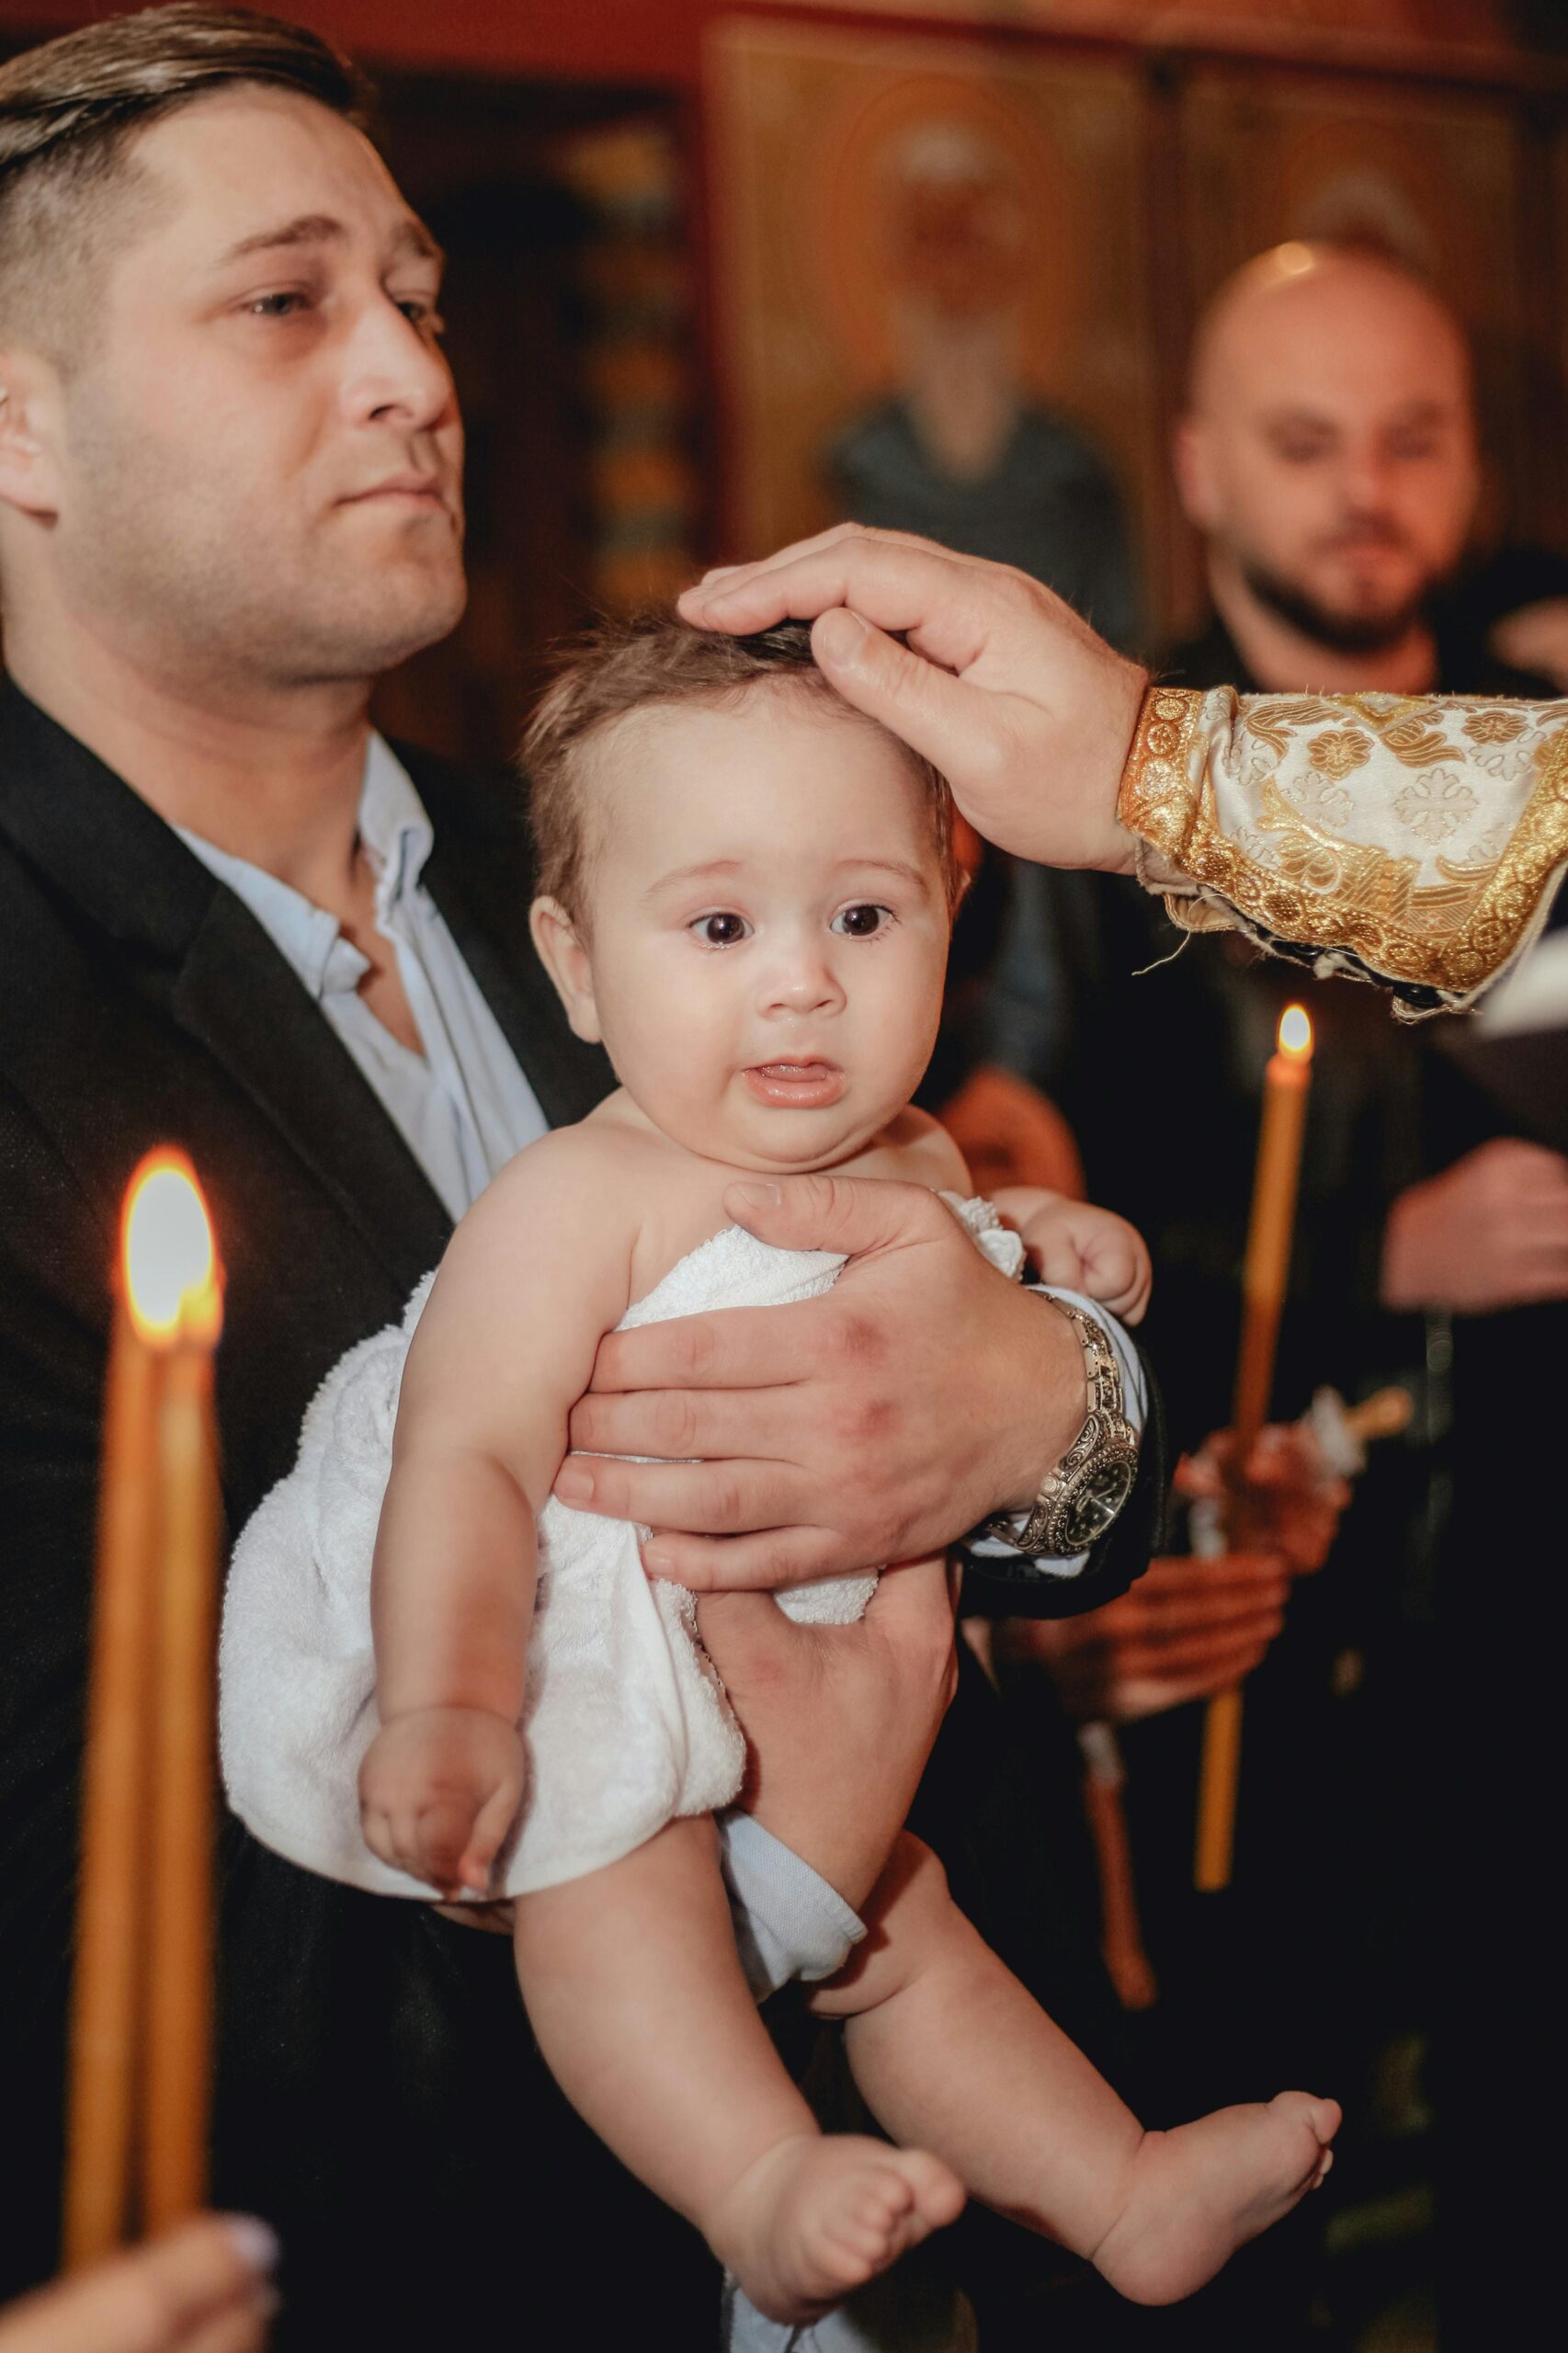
{"left": 1116, "top": 681, "right": 1568, "bottom": 1013}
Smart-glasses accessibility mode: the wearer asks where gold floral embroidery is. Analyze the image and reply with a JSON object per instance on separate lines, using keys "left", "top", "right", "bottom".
{"left": 1463, "top": 709, "right": 1527, "bottom": 745}
{"left": 1377, "top": 715, "right": 1454, "bottom": 767}
{"left": 1392, "top": 770, "right": 1478, "bottom": 846}
{"left": 1257, "top": 775, "right": 1429, "bottom": 924}
{"left": 1341, "top": 693, "right": 1426, "bottom": 730}
{"left": 1119, "top": 684, "right": 1568, "bottom": 995}
{"left": 1298, "top": 776, "right": 1355, "bottom": 828}
{"left": 1307, "top": 728, "right": 1372, "bottom": 779}
{"left": 1242, "top": 697, "right": 1337, "bottom": 756}
{"left": 1258, "top": 771, "right": 1500, "bottom": 932}
{"left": 1119, "top": 686, "right": 1207, "bottom": 852}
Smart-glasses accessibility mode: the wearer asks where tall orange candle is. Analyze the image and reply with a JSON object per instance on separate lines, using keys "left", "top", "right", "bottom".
{"left": 141, "top": 1170, "right": 222, "bottom": 2231}
{"left": 1194, "top": 1006, "right": 1313, "bottom": 1893}
{"left": 64, "top": 1286, "right": 160, "bottom": 2266}
{"left": 65, "top": 1153, "right": 223, "bottom": 2260}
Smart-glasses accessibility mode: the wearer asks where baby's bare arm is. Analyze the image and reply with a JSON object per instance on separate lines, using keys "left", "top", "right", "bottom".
{"left": 361, "top": 1131, "right": 639, "bottom": 1890}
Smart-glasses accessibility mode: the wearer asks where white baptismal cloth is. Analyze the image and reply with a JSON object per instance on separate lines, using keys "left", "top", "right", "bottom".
{"left": 220, "top": 1196, "right": 1023, "bottom": 1901}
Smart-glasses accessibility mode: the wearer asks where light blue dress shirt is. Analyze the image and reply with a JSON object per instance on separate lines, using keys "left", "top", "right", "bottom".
{"left": 176, "top": 733, "right": 549, "bottom": 1221}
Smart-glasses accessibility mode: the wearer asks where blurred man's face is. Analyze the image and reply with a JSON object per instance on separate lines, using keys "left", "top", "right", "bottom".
{"left": 14, "top": 85, "right": 465, "bottom": 689}
{"left": 888, "top": 169, "right": 1028, "bottom": 322}
{"left": 1176, "top": 259, "right": 1479, "bottom": 654}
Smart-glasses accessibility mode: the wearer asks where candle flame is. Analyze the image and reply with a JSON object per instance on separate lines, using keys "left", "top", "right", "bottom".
{"left": 1278, "top": 1005, "right": 1313, "bottom": 1061}
{"left": 122, "top": 1151, "right": 222, "bottom": 1347}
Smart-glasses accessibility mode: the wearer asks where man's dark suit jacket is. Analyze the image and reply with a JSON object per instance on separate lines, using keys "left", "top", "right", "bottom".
{"left": 0, "top": 678, "right": 1160, "bottom": 2344}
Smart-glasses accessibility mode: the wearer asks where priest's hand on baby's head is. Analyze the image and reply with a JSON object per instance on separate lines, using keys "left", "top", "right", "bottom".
{"left": 677, "top": 525, "right": 1146, "bottom": 878}
{"left": 358, "top": 1706, "right": 526, "bottom": 1900}
{"left": 990, "top": 1188, "right": 1153, "bottom": 1325}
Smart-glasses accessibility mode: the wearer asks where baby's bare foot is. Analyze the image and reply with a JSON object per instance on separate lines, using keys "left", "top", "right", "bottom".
{"left": 710, "top": 2132, "right": 964, "bottom": 2324}
{"left": 1093, "top": 2091, "right": 1340, "bottom": 2306}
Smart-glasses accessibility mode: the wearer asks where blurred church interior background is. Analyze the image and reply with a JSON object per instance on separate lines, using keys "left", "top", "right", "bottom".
{"left": 4, "top": 8, "right": 1566, "bottom": 2351}
{"left": 8, "top": 0, "right": 1559, "bottom": 769}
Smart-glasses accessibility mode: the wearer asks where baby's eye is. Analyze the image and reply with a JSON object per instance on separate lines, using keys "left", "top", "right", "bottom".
{"left": 831, "top": 903, "right": 892, "bottom": 939}
{"left": 691, "top": 911, "right": 752, "bottom": 948}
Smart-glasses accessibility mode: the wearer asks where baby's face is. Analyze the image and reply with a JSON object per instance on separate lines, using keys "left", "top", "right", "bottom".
{"left": 546, "top": 687, "right": 951, "bottom": 1172}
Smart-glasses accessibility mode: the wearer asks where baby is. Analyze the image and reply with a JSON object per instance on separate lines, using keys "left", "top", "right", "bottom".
{"left": 222, "top": 617, "right": 1335, "bottom": 2328}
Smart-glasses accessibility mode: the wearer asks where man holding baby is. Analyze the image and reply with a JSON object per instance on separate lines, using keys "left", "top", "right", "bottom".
{"left": 5, "top": 10, "right": 1562, "bottom": 2348}
{"left": 0, "top": 13, "right": 1165, "bottom": 2342}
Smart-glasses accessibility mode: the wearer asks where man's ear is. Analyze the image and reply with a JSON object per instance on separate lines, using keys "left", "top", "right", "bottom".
{"left": 1172, "top": 411, "right": 1218, "bottom": 533}
{"left": 529, "top": 896, "right": 602, "bottom": 1043}
{"left": 0, "top": 352, "right": 64, "bottom": 521}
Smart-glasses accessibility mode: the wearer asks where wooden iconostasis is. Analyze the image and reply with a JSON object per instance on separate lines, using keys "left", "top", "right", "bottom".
{"left": 370, "top": 74, "right": 710, "bottom": 771}
{"left": 706, "top": 15, "right": 1566, "bottom": 656}
{"left": 2, "top": 11, "right": 1556, "bottom": 773}
{"left": 367, "top": 21, "right": 1566, "bottom": 777}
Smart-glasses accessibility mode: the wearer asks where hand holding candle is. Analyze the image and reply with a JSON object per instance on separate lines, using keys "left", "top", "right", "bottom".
{"left": 1193, "top": 1006, "right": 1312, "bottom": 1893}
{"left": 65, "top": 1154, "right": 223, "bottom": 2265}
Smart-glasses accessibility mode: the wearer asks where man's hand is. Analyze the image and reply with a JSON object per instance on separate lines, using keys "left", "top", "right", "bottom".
{"left": 0, "top": 2216, "right": 278, "bottom": 2353}
{"left": 1490, "top": 596, "right": 1568, "bottom": 690}
{"left": 553, "top": 1172, "right": 1087, "bottom": 1589}
{"left": 1381, "top": 1138, "right": 1568, "bottom": 1313}
{"left": 997, "top": 1552, "right": 1289, "bottom": 1724}
{"left": 1176, "top": 1423, "right": 1350, "bottom": 1576}
{"left": 677, "top": 525, "right": 1146, "bottom": 873}
{"left": 697, "top": 1555, "right": 960, "bottom": 1911}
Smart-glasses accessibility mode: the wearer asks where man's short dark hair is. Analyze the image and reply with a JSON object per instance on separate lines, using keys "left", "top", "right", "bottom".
{"left": 0, "top": 6, "right": 369, "bottom": 358}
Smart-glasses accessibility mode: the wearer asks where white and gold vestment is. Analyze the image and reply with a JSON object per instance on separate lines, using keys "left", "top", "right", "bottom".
{"left": 1120, "top": 686, "right": 1568, "bottom": 1016}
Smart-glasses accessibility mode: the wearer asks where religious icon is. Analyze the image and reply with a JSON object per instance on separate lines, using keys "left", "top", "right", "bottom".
{"left": 708, "top": 16, "right": 1161, "bottom": 626}
{"left": 824, "top": 113, "right": 1141, "bottom": 649}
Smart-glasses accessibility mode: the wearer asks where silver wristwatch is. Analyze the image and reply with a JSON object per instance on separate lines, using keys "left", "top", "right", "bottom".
{"left": 983, "top": 1298, "right": 1140, "bottom": 1558}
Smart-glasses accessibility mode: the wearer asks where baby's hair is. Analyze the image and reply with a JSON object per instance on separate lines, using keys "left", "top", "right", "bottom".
{"left": 522, "top": 611, "right": 963, "bottom": 925}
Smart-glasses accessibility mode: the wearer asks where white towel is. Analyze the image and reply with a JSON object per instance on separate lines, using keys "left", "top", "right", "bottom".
{"left": 219, "top": 1198, "right": 1022, "bottom": 1902}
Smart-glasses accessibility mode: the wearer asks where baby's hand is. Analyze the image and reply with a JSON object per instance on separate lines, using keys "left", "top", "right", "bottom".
{"left": 992, "top": 1188, "right": 1153, "bottom": 1325}
{"left": 358, "top": 1706, "right": 526, "bottom": 1898}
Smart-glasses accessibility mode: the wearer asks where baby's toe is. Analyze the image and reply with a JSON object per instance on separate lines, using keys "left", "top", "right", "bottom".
{"left": 838, "top": 2172, "right": 913, "bottom": 2253}
{"left": 825, "top": 2211, "right": 901, "bottom": 2275}
{"left": 898, "top": 2151, "right": 967, "bottom": 2234}
{"left": 1309, "top": 2097, "right": 1342, "bottom": 2149}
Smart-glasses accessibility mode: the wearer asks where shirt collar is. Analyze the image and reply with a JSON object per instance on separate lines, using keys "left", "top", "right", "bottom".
{"left": 358, "top": 733, "right": 436, "bottom": 923}
{"left": 173, "top": 733, "right": 435, "bottom": 1001}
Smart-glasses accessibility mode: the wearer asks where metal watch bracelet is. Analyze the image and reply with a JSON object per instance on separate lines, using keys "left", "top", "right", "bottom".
{"left": 983, "top": 1297, "right": 1139, "bottom": 1558}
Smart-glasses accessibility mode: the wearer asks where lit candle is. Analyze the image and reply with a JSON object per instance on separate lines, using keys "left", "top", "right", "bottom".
{"left": 139, "top": 1164, "right": 222, "bottom": 2230}
{"left": 64, "top": 1153, "right": 223, "bottom": 2260}
{"left": 1194, "top": 1006, "right": 1313, "bottom": 1893}
{"left": 64, "top": 1239, "right": 161, "bottom": 2265}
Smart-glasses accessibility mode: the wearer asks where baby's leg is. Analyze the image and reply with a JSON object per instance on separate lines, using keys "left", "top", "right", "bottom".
{"left": 512, "top": 1816, "right": 962, "bottom": 2324}
{"left": 814, "top": 1836, "right": 1338, "bottom": 2306}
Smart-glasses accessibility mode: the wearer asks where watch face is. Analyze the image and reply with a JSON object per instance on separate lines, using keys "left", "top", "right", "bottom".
{"left": 1062, "top": 1455, "right": 1137, "bottom": 1552}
